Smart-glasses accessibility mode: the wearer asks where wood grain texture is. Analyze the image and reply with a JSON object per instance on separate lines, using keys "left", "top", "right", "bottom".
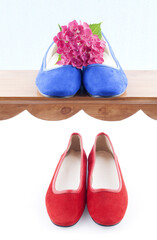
{"left": 27, "top": 104, "right": 80, "bottom": 121}
{"left": 0, "top": 70, "right": 157, "bottom": 121}
{"left": 0, "top": 105, "right": 27, "bottom": 120}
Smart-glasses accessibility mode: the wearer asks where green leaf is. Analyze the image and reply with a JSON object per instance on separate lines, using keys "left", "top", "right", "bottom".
{"left": 55, "top": 54, "right": 62, "bottom": 65}
{"left": 58, "top": 54, "right": 61, "bottom": 61}
{"left": 58, "top": 24, "right": 62, "bottom": 31}
{"left": 89, "top": 22, "right": 102, "bottom": 39}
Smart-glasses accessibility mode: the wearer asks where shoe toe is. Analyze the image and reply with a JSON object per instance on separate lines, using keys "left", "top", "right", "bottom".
{"left": 87, "top": 187, "right": 128, "bottom": 226}
{"left": 46, "top": 186, "right": 85, "bottom": 226}
{"left": 36, "top": 66, "right": 81, "bottom": 97}
{"left": 83, "top": 65, "right": 128, "bottom": 97}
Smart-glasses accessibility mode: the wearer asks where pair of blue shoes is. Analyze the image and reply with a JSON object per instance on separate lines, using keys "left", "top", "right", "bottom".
{"left": 36, "top": 33, "right": 128, "bottom": 98}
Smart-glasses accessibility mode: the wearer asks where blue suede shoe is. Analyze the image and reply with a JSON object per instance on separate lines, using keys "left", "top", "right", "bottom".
{"left": 83, "top": 33, "right": 128, "bottom": 97}
{"left": 36, "top": 42, "right": 82, "bottom": 98}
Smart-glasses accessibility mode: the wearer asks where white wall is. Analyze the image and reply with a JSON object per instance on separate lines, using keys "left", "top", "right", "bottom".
{"left": 0, "top": 0, "right": 157, "bottom": 70}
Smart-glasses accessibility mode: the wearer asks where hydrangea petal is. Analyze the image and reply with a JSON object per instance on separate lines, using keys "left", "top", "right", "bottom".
{"left": 54, "top": 20, "right": 106, "bottom": 69}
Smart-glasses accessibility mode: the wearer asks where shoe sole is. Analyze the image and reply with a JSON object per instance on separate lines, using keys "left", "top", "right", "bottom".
{"left": 37, "top": 89, "right": 76, "bottom": 98}
{"left": 51, "top": 218, "right": 80, "bottom": 227}
{"left": 87, "top": 89, "right": 126, "bottom": 98}
{"left": 92, "top": 217, "right": 121, "bottom": 227}
{"left": 38, "top": 88, "right": 126, "bottom": 98}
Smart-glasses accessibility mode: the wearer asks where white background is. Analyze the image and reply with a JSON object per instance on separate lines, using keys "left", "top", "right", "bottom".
{"left": 1, "top": 0, "right": 157, "bottom": 70}
{"left": 0, "top": 0, "right": 157, "bottom": 239}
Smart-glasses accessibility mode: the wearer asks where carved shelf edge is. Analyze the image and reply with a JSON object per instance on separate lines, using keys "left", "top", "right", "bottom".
{"left": 0, "top": 103, "right": 157, "bottom": 121}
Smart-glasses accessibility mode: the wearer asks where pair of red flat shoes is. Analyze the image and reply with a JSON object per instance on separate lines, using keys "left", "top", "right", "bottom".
{"left": 45, "top": 132, "right": 128, "bottom": 227}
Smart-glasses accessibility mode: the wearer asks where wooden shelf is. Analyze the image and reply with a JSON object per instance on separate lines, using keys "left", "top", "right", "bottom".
{"left": 0, "top": 70, "right": 157, "bottom": 121}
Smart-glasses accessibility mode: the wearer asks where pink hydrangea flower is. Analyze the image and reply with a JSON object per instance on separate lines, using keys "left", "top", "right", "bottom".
{"left": 53, "top": 20, "right": 106, "bottom": 69}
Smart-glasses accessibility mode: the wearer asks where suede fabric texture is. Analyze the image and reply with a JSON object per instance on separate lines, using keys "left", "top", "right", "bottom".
{"left": 83, "top": 65, "right": 127, "bottom": 97}
{"left": 83, "top": 33, "right": 128, "bottom": 97}
{"left": 87, "top": 134, "right": 128, "bottom": 226}
{"left": 36, "top": 43, "right": 82, "bottom": 97}
{"left": 45, "top": 134, "right": 87, "bottom": 227}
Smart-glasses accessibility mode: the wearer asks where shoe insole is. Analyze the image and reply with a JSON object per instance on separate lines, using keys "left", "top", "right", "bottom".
{"left": 55, "top": 150, "right": 81, "bottom": 191}
{"left": 92, "top": 151, "right": 119, "bottom": 190}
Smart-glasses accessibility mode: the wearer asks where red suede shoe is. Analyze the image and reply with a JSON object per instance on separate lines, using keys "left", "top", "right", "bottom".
{"left": 87, "top": 133, "right": 128, "bottom": 226}
{"left": 45, "top": 133, "right": 87, "bottom": 227}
